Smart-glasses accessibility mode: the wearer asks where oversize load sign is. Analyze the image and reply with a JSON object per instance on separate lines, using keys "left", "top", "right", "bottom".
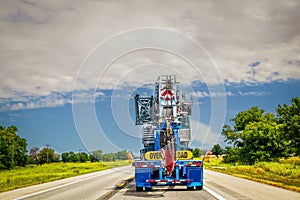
{"left": 145, "top": 150, "right": 193, "bottom": 160}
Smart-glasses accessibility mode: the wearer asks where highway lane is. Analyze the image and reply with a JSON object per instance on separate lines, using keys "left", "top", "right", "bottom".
{"left": 111, "top": 182, "right": 217, "bottom": 200}
{"left": 0, "top": 165, "right": 134, "bottom": 200}
{"left": 204, "top": 170, "right": 300, "bottom": 200}
{"left": 111, "top": 169, "right": 300, "bottom": 200}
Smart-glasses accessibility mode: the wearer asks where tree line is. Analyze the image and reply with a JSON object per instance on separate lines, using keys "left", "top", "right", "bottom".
{"left": 193, "top": 145, "right": 224, "bottom": 158}
{"left": 0, "top": 125, "right": 131, "bottom": 169}
{"left": 29, "top": 148, "right": 130, "bottom": 165}
{"left": 61, "top": 149, "right": 129, "bottom": 163}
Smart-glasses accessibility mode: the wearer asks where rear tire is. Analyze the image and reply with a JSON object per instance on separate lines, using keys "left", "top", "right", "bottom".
{"left": 136, "top": 186, "right": 143, "bottom": 191}
{"left": 187, "top": 186, "right": 194, "bottom": 190}
{"left": 196, "top": 185, "right": 203, "bottom": 190}
{"left": 145, "top": 187, "right": 152, "bottom": 191}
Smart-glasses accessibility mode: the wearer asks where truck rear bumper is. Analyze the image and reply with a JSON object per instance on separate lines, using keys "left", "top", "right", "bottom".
{"left": 135, "top": 160, "right": 204, "bottom": 190}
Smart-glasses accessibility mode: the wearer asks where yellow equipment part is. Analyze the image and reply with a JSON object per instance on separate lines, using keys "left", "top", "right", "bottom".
{"left": 176, "top": 150, "right": 193, "bottom": 160}
{"left": 145, "top": 151, "right": 162, "bottom": 160}
{"left": 145, "top": 150, "right": 193, "bottom": 160}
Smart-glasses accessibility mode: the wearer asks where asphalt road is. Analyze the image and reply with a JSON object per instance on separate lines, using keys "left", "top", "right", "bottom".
{"left": 1, "top": 166, "right": 299, "bottom": 200}
{"left": 0, "top": 165, "right": 134, "bottom": 200}
{"left": 111, "top": 182, "right": 217, "bottom": 200}
{"left": 111, "top": 169, "right": 300, "bottom": 200}
{"left": 204, "top": 170, "right": 300, "bottom": 200}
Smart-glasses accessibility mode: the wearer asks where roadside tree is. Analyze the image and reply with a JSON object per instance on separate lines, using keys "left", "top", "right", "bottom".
{"left": 39, "top": 147, "right": 55, "bottom": 164}
{"left": 116, "top": 150, "right": 128, "bottom": 160}
{"left": 29, "top": 147, "right": 40, "bottom": 164}
{"left": 77, "top": 152, "right": 89, "bottom": 162}
{"left": 62, "top": 152, "right": 70, "bottom": 163}
{"left": 91, "top": 150, "right": 103, "bottom": 161}
{"left": 211, "top": 144, "right": 222, "bottom": 158}
{"left": 276, "top": 97, "right": 300, "bottom": 155}
{"left": 192, "top": 148, "right": 201, "bottom": 158}
{"left": 69, "top": 151, "right": 79, "bottom": 162}
{"left": 0, "top": 126, "right": 27, "bottom": 169}
{"left": 222, "top": 106, "right": 288, "bottom": 164}
{"left": 241, "top": 121, "right": 288, "bottom": 164}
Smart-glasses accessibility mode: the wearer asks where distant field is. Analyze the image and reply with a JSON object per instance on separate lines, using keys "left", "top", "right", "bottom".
{"left": 204, "top": 157, "right": 300, "bottom": 192}
{"left": 0, "top": 160, "right": 130, "bottom": 193}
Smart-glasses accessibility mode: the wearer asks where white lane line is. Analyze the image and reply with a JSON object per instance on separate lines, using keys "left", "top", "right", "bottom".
{"left": 204, "top": 186, "right": 227, "bottom": 200}
{"left": 16, "top": 171, "right": 115, "bottom": 200}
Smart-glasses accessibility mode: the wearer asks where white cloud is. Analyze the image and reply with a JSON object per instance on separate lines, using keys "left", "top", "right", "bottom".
{"left": 0, "top": 92, "right": 72, "bottom": 111}
{"left": 238, "top": 91, "right": 267, "bottom": 96}
{"left": 192, "top": 90, "right": 267, "bottom": 99}
{"left": 193, "top": 91, "right": 234, "bottom": 98}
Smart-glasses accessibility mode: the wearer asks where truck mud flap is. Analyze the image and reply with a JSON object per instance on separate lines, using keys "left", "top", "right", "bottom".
{"left": 135, "top": 168, "right": 152, "bottom": 188}
{"left": 186, "top": 167, "right": 203, "bottom": 188}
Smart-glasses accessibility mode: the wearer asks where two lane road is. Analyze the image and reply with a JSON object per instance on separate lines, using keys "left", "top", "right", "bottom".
{"left": 1, "top": 166, "right": 299, "bottom": 200}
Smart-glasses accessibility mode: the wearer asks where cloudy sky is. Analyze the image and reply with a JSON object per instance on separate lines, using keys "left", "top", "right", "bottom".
{"left": 0, "top": 0, "right": 299, "bottom": 154}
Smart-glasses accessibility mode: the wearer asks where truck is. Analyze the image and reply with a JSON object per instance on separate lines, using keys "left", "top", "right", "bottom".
{"left": 134, "top": 75, "right": 204, "bottom": 191}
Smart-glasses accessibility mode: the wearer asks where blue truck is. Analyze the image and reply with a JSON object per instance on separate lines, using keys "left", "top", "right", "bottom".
{"left": 134, "top": 75, "right": 204, "bottom": 191}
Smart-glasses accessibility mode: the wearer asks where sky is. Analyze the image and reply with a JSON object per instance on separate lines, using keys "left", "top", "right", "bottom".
{"left": 0, "top": 0, "right": 299, "bottom": 155}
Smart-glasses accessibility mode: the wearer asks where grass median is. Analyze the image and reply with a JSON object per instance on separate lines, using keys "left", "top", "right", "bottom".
{"left": 203, "top": 157, "right": 300, "bottom": 192}
{"left": 0, "top": 160, "right": 130, "bottom": 193}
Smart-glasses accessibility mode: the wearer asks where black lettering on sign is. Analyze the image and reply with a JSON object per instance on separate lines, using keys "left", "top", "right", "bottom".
{"left": 177, "top": 151, "right": 188, "bottom": 159}
{"left": 157, "top": 153, "right": 162, "bottom": 159}
{"left": 149, "top": 152, "right": 161, "bottom": 160}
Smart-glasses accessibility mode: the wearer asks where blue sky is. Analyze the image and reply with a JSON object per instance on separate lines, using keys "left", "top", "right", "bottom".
{"left": 0, "top": 0, "right": 299, "bottom": 154}
{"left": 1, "top": 80, "right": 299, "bottom": 154}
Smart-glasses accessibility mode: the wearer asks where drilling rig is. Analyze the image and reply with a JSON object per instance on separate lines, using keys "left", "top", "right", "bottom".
{"left": 134, "top": 75, "right": 203, "bottom": 191}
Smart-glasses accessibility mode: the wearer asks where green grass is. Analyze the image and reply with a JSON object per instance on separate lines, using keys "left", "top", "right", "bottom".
{"left": 204, "top": 157, "right": 300, "bottom": 192}
{"left": 0, "top": 160, "right": 130, "bottom": 193}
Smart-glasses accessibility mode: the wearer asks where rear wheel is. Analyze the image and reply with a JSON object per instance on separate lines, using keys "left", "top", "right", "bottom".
{"left": 136, "top": 186, "right": 143, "bottom": 191}
{"left": 145, "top": 187, "right": 152, "bottom": 191}
{"left": 196, "top": 185, "right": 203, "bottom": 190}
{"left": 187, "top": 186, "right": 194, "bottom": 190}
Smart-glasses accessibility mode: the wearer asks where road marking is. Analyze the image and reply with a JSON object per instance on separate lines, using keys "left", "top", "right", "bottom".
{"left": 204, "top": 186, "right": 226, "bottom": 200}
{"left": 206, "top": 181, "right": 250, "bottom": 200}
{"left": 15, "top": 170, "right": 115, "bottom": 200}
{"left": 98, "top": 176, "right": 134, "bottom": 200}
